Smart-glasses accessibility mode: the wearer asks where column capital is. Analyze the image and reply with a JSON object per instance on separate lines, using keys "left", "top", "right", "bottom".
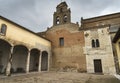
{"left": 28, "top": 49, "right": 31, "bottom": 52}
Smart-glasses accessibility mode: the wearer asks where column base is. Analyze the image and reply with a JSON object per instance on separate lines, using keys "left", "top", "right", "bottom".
{"left": 5, "top": 71, "right": 11, "bottom": 76}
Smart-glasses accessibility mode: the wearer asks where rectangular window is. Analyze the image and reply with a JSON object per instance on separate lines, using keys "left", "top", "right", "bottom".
{"left": 59, "top": 37, "right": 64, "bottom": 46}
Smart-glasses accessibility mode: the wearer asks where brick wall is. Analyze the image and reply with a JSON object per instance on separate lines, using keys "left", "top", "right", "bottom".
{"left": 45, "top": 23, "right": 86, "bottom": 72}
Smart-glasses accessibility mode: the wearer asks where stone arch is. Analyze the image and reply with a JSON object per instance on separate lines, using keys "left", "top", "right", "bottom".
{"left": 41, "top": 51, "right": 48, "bottom": 71}
{"left": 56, "top": 16, "right": 60, "bottom": 24}
{"left": 0, "top": 39, "right": 12, "bottom": 46}
{"left": 63, "top": 14, "right": 67, "bottom": 23}
{"left": 29, "top": 48, "right": 40, "bottom": 72}
{"left": 12, "top": 45, "right": 28, "bottom": 73}
{"left": 0, "top": 39, "right": 11, "bottom": 74}
{"left": 13, "top": 43, "right": 29, "bottom": 49}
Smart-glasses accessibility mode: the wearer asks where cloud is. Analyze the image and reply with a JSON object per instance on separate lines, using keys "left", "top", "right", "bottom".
{"left": 0, "top": 0, "right": 120, "bottom": 32}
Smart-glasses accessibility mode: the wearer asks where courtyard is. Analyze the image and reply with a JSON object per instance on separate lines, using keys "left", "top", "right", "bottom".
{"left": 0, "top": 72, "right": 120, "bottom": 83}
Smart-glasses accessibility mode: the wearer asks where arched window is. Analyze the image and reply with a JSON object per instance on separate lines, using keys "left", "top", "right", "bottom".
{"left": 96, "top": 39, "right": 100, "bottom": 47}
{"left": 91, "top": 39, "right": 100, "bottom": 48}
{"left": 92, "top": 39, "right": 95, "bottom": 48}
{"left": 64, "top": 15, "right": 67, "bottom": 23}
{"left": 0, "top": 24, "right": 7, "bottom": 35}
{"left": 56, "top": 16, "right": 60, "bottom": 24}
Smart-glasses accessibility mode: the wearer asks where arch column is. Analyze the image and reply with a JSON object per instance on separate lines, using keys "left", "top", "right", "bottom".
{"left": 48, "top": 52, "right": 50, "bottom": 71}
{"left": 6, "top": 46, "right": 14, "bottom": 76}
{"left": 38, "top": 51, "right": 42, "bottom": 72}
{"left": 26, "top": 49, "right": 31, "bottom": 73}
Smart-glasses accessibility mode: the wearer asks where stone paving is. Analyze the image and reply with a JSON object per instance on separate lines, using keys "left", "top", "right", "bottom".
{"left": 0, "top": 72, "right": 120, "bottom": 83}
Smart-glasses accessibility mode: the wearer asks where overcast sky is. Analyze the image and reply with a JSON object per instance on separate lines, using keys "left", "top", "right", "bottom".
{"left": 0, "top": 0, "right": 120, "bottom": 32}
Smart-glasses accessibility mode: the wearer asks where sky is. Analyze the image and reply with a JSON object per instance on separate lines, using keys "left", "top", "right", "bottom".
{"left": 0, "top": 0, "right": 120, "bottom": 32}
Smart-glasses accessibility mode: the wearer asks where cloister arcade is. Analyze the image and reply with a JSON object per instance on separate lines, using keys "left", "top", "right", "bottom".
{"left": 0, "top": 39, "right": 49, "bottom": 76}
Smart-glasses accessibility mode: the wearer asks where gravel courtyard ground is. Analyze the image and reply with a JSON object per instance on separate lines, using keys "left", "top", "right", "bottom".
{"left": 0, "top": 72, "right": 120, "bottom": 83}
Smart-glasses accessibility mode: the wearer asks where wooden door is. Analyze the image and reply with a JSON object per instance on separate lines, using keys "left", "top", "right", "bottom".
{"left": 94, "top": 59, "right": 103, "bottom": 73}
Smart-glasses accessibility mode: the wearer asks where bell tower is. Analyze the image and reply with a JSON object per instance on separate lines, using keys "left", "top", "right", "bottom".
{"left": 53, "top": 2, "right": 71, "bottom": 26}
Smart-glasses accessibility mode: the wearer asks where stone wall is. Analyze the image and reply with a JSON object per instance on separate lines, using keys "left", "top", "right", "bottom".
{"left": 84, "top": 27, "right": 116, "bottom": 74}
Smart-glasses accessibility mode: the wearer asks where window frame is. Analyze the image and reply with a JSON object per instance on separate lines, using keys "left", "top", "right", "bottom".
{"left": 63, "top": 15, "right": 67, "bottom": 23}
{"left": 59, "top": 37, "right": 64, "bottom": 46}
{"left": 96, "top": 39, "right": 100, "bottom": 47}
{"left": 91, "top": 39, "right": 100, "bottom": 48}
{"left": 92, "top": 39, "right": 95, "bottom": 48}
{"left": 0, "top": 24, "right": 7, "bottom": 36}
{"left": 56, "top": 16, "right": 60, "bottom": 25}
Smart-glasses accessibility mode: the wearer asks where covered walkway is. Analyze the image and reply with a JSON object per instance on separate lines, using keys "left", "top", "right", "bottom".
{"left": 0, "top": 39, "right": 49, "bottom": 76}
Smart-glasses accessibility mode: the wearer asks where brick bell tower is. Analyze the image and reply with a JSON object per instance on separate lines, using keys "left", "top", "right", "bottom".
{"left": 53, "top": 2, "right": 71, "bottom": 26}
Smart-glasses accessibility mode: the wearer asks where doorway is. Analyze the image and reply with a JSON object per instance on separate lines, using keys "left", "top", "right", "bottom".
{"left": 41, "top": 51, "right": 48, "bottom": 71}
{"left": 94, "top": 59, "right": 103, "bottom": 73}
